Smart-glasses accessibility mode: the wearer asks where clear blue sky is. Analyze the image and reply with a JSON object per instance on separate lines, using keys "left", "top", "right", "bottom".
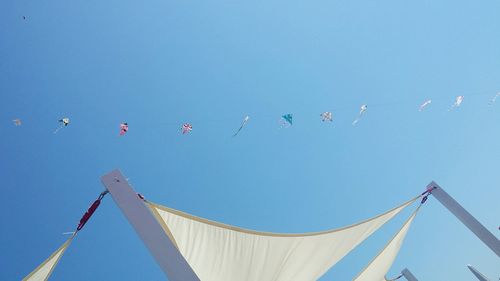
{"left": 1, "top": 0, "right": 499, "bottom": 280}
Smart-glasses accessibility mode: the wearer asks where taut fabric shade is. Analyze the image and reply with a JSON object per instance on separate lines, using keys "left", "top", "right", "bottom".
{"left": 23, "top": 237, "right": 73, "bottom": 281}
{"left": 147, "top": 197, "right": 418, "bottom": 281}
{"left": 353, "top": 208, "right": 419, "bottom": 281}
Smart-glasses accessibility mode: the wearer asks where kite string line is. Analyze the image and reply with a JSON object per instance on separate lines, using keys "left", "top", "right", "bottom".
{"left": 155, "top": 88, "right": 499, "bottom": 126}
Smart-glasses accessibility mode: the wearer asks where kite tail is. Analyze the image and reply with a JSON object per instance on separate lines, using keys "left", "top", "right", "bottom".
{"left": 233, "top": 125, "right": 244, "bottom": 137}
{"left": 352, "top": 115, "right": 362, "bottom": 126}
{"left": 352, "top": 111, "right": 366, "bottom": 125}
{"left": 449, "top": 104, "right": 458, "bottom": 111}
{"left": 489, "top": 94, "right": 499, "bottom": 106}
{"left": 53, "top": 126, "right": 63, "bottom": 134}
{"left": 280, "top": 121, "right": 290, "bottom": 128}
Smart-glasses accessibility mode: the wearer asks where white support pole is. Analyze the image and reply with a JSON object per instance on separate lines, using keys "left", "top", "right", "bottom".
{"left": 467, "top": 264, "right": 491, "bottom": 281}
{"left": 428, "top": 181, "right": 500, "bottom": 257}
{"left": 101, "top": 170, "right": 200, "bottom": 281}
{"left": 401, "top": 268, "right": 418, "bottom": 281}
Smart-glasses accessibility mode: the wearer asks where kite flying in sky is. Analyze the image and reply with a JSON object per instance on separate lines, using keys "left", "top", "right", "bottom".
{"left": 320, "top": 112, "right": 333, "bottom": 122}
{"left": 352, "top": 104, "right": 367, "bottom": 126}
{"left": 119, "top": 123, "right": 129, "bottom": 136}
{"left": 181, "top": 123, "right": 193, "bottom": 134}
{"left": 12, "top": 118, "right": 21, "bottom": 126}
{"left": 233, "top": 116, "right": 249, "bottom": 137}
{"left": 489, "top": 92, "right": 499, "bottom": 106}
{"left": 419, "top": 99, "right": 432, "bottom": 111}
{"left": 449, "top": 96, "right": 464, "bottom": 111}
{"left": 54, "top": 118, "right": 70, "bottom": 134}
{"left": 281, "top": 114, "right": 293, "bottom": 128}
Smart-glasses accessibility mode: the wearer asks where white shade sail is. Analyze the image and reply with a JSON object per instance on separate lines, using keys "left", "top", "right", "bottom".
{"left": 23, "top": 237, "right": 73, "bottom": 281}
{"left": 352, "top": 208, "right": 419, "bottom": 281}
{"left": 147, "top": 197, "right": 419, "bottom": 281}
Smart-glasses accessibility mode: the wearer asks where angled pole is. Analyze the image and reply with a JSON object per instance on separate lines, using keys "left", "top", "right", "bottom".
{"left": 401, "top": 268, "right": 418, "bottom": 281}
{"left": 427, "top": 181, "right": 500, "bottom": 257}
{"left": 101, "top": 169, "right": 200, "bottom": 281}
{"left": 467, "top": 264, "right": 491, "bottom": 281}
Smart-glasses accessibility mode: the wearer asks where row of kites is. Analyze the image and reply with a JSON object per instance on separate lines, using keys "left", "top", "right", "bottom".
{"left": 10, "top": 93, "right": 500, "bottom": 136}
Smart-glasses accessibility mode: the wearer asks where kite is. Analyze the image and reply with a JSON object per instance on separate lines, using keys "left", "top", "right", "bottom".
{"left": 320, "top": 112, "right": 333, "bottom": 122}
{"left": 233, "top": 115, "right": 249, "bottom": 137}
{"left": 352, "top": 104, "right": 367, "bottom": 126}
{"left": 54, "top": 118, "right": 70, "bottom": 134}
{"left": 13, "top": 118, "right": 22, "bottom": 126}
{"left": 449, "top": 96, "right": 464, "bottom": 111}
{"left": 181, "top": 123, "right": 193, "bottom": 134}
{"left": 419, "top": 99, "right": 432, "bottom": 111}
{"left": 22, "top": 16, "right": 26, "bottom": 20}
{"left": 489, "top": 92, "right": 500, "bottom": 106}
{"left": 280, "top": 114, "right": 293, "bottom": 128}
{"left": 119, "top": 122, "right": 129, "bottom": 135}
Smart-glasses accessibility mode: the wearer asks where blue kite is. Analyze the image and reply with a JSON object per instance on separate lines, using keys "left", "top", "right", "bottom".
{"left": 281, "top": 114, "right": 293, "bottom": 127}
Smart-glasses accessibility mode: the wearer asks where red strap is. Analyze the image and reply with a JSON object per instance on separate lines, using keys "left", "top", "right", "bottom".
{"left": 420, "top": 186, "right": 436, "bottom": 204}
{"left": 76, "top": 191, "right": 108, "bottom": 232}
{"left": 77, "top": 200, "right": 101, "bottom": 231}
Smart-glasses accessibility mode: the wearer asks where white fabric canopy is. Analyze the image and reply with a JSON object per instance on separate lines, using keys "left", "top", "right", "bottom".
{"left": 23, "top": 237, "right": 72, "bottom": 281}
{"left": 352, "top": 208, "right": 419, "bottom": 281}
{"left": 147, "top": 197, "right": 418, "bottom": 281}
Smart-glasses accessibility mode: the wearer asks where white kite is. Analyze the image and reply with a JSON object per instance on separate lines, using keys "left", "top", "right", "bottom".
{"left": 320, "top": 112, "right": 333, "bottom": 122}
{"left": 352, "top": 104, "right": 367, "bottom": 126}
{"left": 233, "top": 115, "right": 250, "bottom": 137}
{"left": 419, "top": 99, "right": 432, "bottom": 111}
{"left": 13, "top": 118, "right": 22, "bottom": 126}
{"left": 449, "top": 96, "right": 464, "bottom": 111}
{"left": 54, "top": 118, "right": 70, "bottom": 134}
{"left": 489, "top": 92, "right": 500, "bottom": 106}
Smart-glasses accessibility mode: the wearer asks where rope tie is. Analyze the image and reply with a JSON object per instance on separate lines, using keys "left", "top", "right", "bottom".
{"left": 420, "top": 186, "right": 436, "bottom": 204}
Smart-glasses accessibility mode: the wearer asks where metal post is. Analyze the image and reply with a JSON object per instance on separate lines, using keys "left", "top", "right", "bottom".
{"left": 429, "top": 182, "right": 500, "bottom": 257}
{"left": 401, "top": 268, "right": 418, "bottom": 281}
{"left": 467, "top": 264, "right": 491, "bottom": 281}
{"left": 101, "top": 169, "right": 200, "bottom": 281}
